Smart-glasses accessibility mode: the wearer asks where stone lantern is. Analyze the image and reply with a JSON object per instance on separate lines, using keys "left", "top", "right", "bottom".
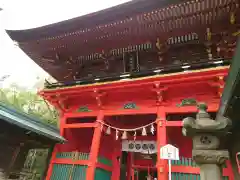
{"left": 182, "top": 103, "right": 232, "bottom": 180}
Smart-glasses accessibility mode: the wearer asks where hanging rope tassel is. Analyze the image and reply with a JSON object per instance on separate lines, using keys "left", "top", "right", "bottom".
{"left": 116, "top": 130, "right": 119, "bottom": 140}
{"left": 150, "top": 124, "right": 155, "bottom": 135}
{"left": 122, "top": 131, "right": 127, "bottom": 140}
{"left": 142, "top": 127, "right": 147, "bottom": 136}
{"left": 97, "top": 119, "right": 160, "bottom": 140}
{"left": 134, "top": 131, "right": 137, "bottom": 141}
{"left": 106, "top": 126, "right": 111, "bottom": 135}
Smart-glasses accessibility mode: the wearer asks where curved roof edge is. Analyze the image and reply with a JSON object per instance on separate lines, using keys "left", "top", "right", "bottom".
{"left": 217, "top": 38, "right": 240, "bottom": 120}
{"left": 6, "top": 0, "right": 176, "bottom": 42}
{"left": 0, "top": 102, "right": 65, "bottom": 143}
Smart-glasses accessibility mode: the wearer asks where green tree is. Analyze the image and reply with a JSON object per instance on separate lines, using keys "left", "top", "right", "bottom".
{"left": 0, "top": 80, "right": 58, "bottom": 180}
{"left": 0, "top": 83, "right": 58, "bottom": 127}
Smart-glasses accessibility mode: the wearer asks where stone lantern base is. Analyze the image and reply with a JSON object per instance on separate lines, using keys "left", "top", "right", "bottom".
{"left": 193, "top": 149, "right": 229, "bottom": 180}
{"left": 182, "top": 103, "right": 232, "bottom": 180}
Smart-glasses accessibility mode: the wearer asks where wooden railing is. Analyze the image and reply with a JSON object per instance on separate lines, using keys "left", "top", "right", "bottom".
{"left": 50, "top": 152, "right": 112, "bottom": 180}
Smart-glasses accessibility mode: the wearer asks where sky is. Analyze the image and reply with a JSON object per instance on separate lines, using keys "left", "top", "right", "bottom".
{"left": 0, "top": 0, "right": 130, "bottom": 88}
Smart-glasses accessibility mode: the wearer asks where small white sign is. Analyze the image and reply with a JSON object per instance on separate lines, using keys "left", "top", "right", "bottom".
{"left": 160, "top": 144, "right": 179, "bottom": 160}
{"left": 160, "top": 144, "right": 179, "bottom": 180}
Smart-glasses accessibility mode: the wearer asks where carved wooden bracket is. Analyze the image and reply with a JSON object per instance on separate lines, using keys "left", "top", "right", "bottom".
{"left": 93, "top": 89, "right": 106, "bottom": 109}
{"left": 152, "top": 82, "right": 167, "bottom": 106}
{"left": 207, "top": 76, "right": 225, "bottom": 97}
{"left": 54, "top": 94, "right": 69, "bottom": 112}
{"left": 217, "top": 76, "right": 225, "bottom": 97}
{"left": 52, "top": 100, "right": 65, "bottom": 113}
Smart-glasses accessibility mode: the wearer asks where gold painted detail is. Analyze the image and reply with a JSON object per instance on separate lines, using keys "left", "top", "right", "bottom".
{"left": 43, "top": 66, "right": 229, "bottom": 92}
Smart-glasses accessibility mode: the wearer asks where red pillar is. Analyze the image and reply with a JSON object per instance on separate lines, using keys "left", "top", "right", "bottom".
{"left": 86, "top": 110, "right": 104, "bottom": 180}
{"left": 46, "top": 114, "right": 67, "bottom": 180}
{"left": 226, "top": 160, "right": 234, "bottom": 180}
{"left": 127, "top": 152, "right": 133, "bottom": 180}
{"left": 111, "top": 140, "right": 121, "bottom": 180}
{"left": 45, "top": 145, "right": 58, "bottom": 180}
{"left": 59, "top": 113, "right": 67, "bottom": 136}
{"left": 131, "top": 168, "right": 135, "bottom": 180}
{"left": 157, "top": 108, "right": 168, "bottom": 180}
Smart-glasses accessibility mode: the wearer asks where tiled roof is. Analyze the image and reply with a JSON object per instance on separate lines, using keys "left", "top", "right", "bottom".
{"left": 6, "top": 0, "right": 176, "bottom": 41}
{"left": 0, "top": 102, "right": 65, "bottom": 143}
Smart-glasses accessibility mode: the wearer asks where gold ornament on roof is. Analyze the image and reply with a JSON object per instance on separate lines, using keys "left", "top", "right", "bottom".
{"left": 230, "top": 12, "right": 235, "bottom": 25}
{"left": 207, "top": 28, "right": 211, "bottom": 41}
{"left": 156, "top": 38, "right": 162, "bottom": 50}
{"left": 206, "top": 48, "right": 211, "bottom": 53}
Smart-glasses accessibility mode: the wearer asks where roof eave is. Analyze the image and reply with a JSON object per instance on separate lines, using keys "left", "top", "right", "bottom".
{"left": 0, "top": 102, "right": 65, "bottom": 143}
{"left": 217, "top": 37, "right": 240, "bottom": 119}
{"left": 6, "top": 0, "right": 178, "bottom": 42}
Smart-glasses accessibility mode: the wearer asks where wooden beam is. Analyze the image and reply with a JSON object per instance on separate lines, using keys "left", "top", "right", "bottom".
{"left": 166, "top": 121, "right": 182, "bottom": 127}
{"left": 51, "top": 159, "right": 112, "bottom": 172}
{"left": 165, "top": 103, "right": 218, "bottom": 113}
{"left": 104, "top": 107, "right": 157, "bottom": 116}
{"left": 41, "top": 67, "right": 228, "bottom": 96}
{"left": 96, "top": 162, "right": 112, "bottom": 172}
{"left": 60, "top": 114, "right": 67, "bottom": 136}
{"left": 58, "top": 103, "right": 218, "bottom": 118}
{"left": 52, "top": 159, "right": 89, "bottom": 166}
{"left": 64, "top": 111, "right": 98, "bottom": 118}
{"left": 63, "top": 123, "right": 97, "bottom": 129}
{"left": 172, "top": 166, "right": 199, "bottom": 174}
{"left": 45, "top": 145, "right": 58, "bottom": 180}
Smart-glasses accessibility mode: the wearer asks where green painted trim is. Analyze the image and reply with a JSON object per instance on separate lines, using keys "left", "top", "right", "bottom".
{"left": 53, "top": 154, "right": 231, "bottom": 179}
{"left": 56, "top": 152, "right": 112, "bottom": 166}
{"left": 171, "top": 157, "right": 198, "bottom": 167}
{"left": 122, "top": 102, "right": 138, "bottom": 109}
{"left": 98, "top": 156, "right": 112, "bottom": 166}
{"left": 95, "top": 168, "right": 112, "bottom": 180}
{"left": 177, "top": 98, "right": 198, "bottom": 107}
{"left": 56, "top": 152, "right": 90, "bottom": 160}
{"left": 77, "top": 106, "right": 92, "bottom": 112}
{"left": 51, "top": 164, "right": 87, "bottom": 180}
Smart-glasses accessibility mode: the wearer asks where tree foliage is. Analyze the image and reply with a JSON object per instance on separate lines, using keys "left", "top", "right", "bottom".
{"left": 0, "top": 83, "right": 58, "bottom": 127}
